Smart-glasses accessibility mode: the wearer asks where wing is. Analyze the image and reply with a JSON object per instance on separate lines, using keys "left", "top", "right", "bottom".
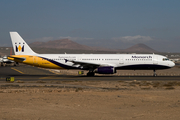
{"left": 65, "top": 59, "right": 114, "bottom": 70}
{"left": 65, "top": 59, "right": 99, "bottom": 69}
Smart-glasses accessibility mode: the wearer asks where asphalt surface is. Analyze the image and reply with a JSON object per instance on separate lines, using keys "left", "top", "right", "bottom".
{"left": 0, "top": 65, "right": 180, "bottom": 82}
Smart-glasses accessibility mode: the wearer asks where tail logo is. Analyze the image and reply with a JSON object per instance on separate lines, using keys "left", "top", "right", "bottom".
{"left": 15, "top": 42, "right": 24, "bottom": 52}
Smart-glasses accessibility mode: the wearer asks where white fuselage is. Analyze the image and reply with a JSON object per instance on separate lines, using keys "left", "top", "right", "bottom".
{"left": 35, "top": 53, "right": 174, "bottom": 70}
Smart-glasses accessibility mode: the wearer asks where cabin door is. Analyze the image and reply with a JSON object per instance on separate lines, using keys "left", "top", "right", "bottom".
{"left": 78, "top": 56, "right": 82, "bottom": 61}
{"left": 153, "top": 56, "right": 158, "bottom": 64}
{"left": 119, "top": 56, "right": 124, "bottom": 65}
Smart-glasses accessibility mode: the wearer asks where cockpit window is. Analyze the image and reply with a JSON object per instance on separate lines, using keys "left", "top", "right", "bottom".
{"left": 163, "top": 58, "right": 169, "bottom": 61}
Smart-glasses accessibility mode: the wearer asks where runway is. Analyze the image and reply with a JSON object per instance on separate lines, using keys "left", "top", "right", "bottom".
{"left": 0, "top": 65, "right": 180, "bottom": 82}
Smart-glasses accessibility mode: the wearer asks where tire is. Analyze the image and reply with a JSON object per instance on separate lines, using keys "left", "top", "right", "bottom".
{"left": 87, "top": 72, "right": 95, "bottom": 76}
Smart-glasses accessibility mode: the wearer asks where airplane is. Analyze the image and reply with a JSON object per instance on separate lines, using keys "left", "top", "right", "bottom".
{"left": 0, "top": 55, "right": 18, "bottom": 66}
{"left": 8, "top": 32, "right": 175, "bottom": 76}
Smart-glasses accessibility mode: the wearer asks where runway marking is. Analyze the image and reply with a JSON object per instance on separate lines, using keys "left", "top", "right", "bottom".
{"left": 40, "top": 76, "right": 60, "bottom": 79}
{"left": 11, "top": 68, "right": 24, "bottom": 74}
{"left": 39, "top": 76, "right": 72, "bottom": 79}
{"left": 39, "top": 76, "right": 75, "bottom": 80}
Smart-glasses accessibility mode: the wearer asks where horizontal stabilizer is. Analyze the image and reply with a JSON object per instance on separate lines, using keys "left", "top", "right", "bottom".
{"left": 8, "top": 56, "right": 26, "bottom": 62}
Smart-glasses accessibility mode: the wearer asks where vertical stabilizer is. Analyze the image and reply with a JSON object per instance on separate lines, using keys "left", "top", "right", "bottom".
{"left": 10, "top": 32, "right": 36, "bottom": 55}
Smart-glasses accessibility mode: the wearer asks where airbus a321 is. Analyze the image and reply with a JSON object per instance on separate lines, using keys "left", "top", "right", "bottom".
{"left": 8, "top": 32, "right": 175, "bottom": 76}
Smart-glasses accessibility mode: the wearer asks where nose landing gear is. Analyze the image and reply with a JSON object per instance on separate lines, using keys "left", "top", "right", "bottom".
{"left": 153, "top": 69, "right": 157, "bottom": 77}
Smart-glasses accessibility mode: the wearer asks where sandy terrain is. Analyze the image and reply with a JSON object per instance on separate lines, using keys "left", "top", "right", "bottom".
{"left": 1, "top": 80, "right": 180, "bottom": 120}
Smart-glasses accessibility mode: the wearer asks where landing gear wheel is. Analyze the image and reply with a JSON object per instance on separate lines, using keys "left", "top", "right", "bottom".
{"left": 153, "top": 69, "right": 157, "bottom": 77}
{"left": 87, "top": 72, "right": 95, "bottom": 76}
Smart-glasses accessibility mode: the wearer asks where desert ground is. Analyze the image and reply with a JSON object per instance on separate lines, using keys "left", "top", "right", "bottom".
{"left": 1, "top": 79, "right": 180, "bottom": 120}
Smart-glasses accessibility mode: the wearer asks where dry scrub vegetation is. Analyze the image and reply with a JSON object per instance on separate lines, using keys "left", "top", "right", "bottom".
{"left": 1, "top": 80, "right": 180, "bottom": 93}
{"left": 1, "top": 80, "right": 180, "bottom": 120}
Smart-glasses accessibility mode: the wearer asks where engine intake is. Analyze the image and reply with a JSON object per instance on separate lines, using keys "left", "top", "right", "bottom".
{"left": 96, "top": 66, "right": 116, "bottom": 74}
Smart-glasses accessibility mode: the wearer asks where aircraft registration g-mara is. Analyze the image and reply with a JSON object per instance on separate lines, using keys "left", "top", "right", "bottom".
{"left": 8, "top": 32, "right": 175, "bottom": 76}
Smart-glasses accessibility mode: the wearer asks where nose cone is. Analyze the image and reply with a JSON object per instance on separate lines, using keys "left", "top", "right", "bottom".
{"left": 169, "top": 61, "right": 175, "bottom": 67}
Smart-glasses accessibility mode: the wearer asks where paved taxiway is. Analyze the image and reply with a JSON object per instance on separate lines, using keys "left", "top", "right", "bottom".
{"left": 0, "top": 65, "right": 180, "bottom": 82}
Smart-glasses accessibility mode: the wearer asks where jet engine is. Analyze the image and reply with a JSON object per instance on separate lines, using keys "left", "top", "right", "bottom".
{"left": 95, "top": 66, "right": 116, "bottom": 74}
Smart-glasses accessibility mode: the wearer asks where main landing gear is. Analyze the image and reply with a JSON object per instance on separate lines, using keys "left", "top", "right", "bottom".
{"left": 153, "top": 69, "right": 157, "bottom": 77}
{"left": 87, "top": 72, "right": 95, "bottom": 76}
{"left": 87, "top": 69, "right": 95, "bottom": 76}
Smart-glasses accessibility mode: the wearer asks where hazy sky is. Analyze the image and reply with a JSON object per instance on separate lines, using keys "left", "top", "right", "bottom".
{"left": 0, "top": 0, "right": 180, "bottom": 52}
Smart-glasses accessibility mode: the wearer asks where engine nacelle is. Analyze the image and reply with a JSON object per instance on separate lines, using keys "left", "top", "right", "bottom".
{"left": 96, "top": 66, "right": 116, "bottom": 74}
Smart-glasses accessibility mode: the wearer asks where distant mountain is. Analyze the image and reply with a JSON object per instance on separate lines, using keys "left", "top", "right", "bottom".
{"left": 29, "top": 39, "right": 94, "bottom": 50}
{"left": 122, "top": 43, "right": 158, "bottom": 53}
{"left": 30, "top": 39, "right": 158, "bottom": 53}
